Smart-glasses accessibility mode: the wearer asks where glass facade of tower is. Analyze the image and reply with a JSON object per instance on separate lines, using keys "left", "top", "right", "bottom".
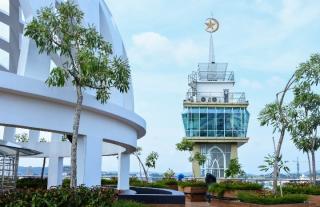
{"left": 182, "top": 106, "right": 249, "bottom": 137}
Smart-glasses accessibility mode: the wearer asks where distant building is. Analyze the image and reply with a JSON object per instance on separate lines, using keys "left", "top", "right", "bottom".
{"left": 181, "top": 18, "right": 249, "bottom": 178}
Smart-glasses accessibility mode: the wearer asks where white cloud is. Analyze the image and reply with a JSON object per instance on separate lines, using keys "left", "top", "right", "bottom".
{"left": 266, "top": 76, "right": 285, "bottom": 88}
{"left": 280, "top": 0, "right": 320, "bottom": 31}
{"left": 239, "top": 78, "right": 262, "bottom": 90}
{"left": 128, "top": 32, "right": 206, "bottom": 69}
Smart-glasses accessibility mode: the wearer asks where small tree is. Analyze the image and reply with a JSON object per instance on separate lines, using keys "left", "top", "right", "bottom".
{"left": 258, "top": 74, "right": 296, "bottom": 194}
{"left": 145, "top": 151, "right": 159, "bottom": 178}
{"left": 288, "top": 54, "right": 320, "bottom": 184}
{"left": 259, "top": 154, "right": 290, "bottom": 197}
{"left": 133, "top": 147, "right": 159, "bottom": 182}
{"left": 25, "top": 1, "right": 130, "bottom": 187}
{"left": 163, "top": 168, "right": 175, "bottom": 180}
{"left": 225, "top": 158, "right": 245, "bottom": 178}
{"left": 259, "top": 53, "right": 320, "bottom": 193}
{"left": 292, "top": 139, "right": 313, "bottom": 182}
{"left": 176, "top": 138, "right": 206, "bottom": 178}
{"left": 259, "top": 154, "right": 290, "bottom": 175}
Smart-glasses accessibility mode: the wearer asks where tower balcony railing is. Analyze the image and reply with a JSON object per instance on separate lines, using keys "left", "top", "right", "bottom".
{"left": 185, "top": 91, "right": 248, "bottom": 104}
{"left": 197, "top": 63, "right": 234, "bottom": 82}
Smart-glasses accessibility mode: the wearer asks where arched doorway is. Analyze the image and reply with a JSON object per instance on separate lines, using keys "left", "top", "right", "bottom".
{"left": 203, "top": 146, "right": 226, "bottom": 178}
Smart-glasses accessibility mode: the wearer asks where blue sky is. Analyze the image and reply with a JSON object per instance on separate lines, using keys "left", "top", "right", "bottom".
{"left": 103, "top": 0, "right": 320, "bottom": 174}
{"left": 4, "top": 0, "right": 318, "bottom": 175}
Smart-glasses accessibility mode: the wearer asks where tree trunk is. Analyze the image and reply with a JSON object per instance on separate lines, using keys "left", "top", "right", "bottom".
{"left": 136, "top": 155, "right": 148, "bottom": 182}
{"left": 272, "top": 127, "right": 286, "bottom": 194}
{"left": 41, "top": 157, "right": 46, "bottom": 180}
{"left": 70, "top": 85, "right": 83, "bottom": 188}
{"left": 311, "top": 149, "right": 316, "bottom": 184}
{"left": 138, "top": 162, "right": 142, "bottom": 180}
{"left": 306, "top": 152, "right": 312, "bottom": 183}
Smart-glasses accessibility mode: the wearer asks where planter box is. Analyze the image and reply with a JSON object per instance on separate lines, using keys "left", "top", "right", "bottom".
{"left": 183, "top": 186, "right": 207, "bottom": 202}
{"left": 166, "top": 184, "right": 178, "bottom": 191}
{"left": 177, "top": 186, "right": 184, "bottom": 192}
{"left": 212, "top": 199, "right": 312, "bottom": 207}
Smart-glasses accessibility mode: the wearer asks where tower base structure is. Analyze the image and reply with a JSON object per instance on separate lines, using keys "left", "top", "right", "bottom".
{"left": 188, "top": 139, "right": 248, "bottom": 178}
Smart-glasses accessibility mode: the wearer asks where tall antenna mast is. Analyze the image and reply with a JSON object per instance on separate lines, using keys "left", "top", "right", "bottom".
{"left": 205, "top": 16, "right": 219, "bottom": 64}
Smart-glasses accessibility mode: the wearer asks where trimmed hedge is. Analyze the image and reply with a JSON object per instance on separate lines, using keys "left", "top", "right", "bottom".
{"left": 16, "top": 177, "right": 179, "bottom": 190}
{"left": 282, "top": 183, "right": 320, "bottom": 195}
{"left": 102, "top": 177, "right": 118, "bottom": 185}
{"left": 208, "top": 181, "right": 263, "bottom": 198}
{"left": 0, "top": 186, "right": 144, "bottom": 207}
{"left": 237, "top": 191, "right": 308, "bottom": 205}
{"left": 159, "top": 178, "right": 178, "bottom": 186}
{"left": 177, "top": 180, "right": 207, "bottom": 188}
{"left": 16, "top": 178, "right": 47, "bottom": 189}
{"left": 130, "top": 180, "right": 167, "bottom": 189}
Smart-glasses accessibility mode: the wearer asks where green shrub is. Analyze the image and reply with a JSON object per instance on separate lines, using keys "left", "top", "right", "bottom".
{"left": 159, "top": 178, "right": 178, "bottom": 186}
{"left": 62, "top": 178, "right": 70, "bottom": 188}
{"left": 282, "top": 183, "right": 320, "bottom": 195}
{"left": 0, "top": 186, "right": 117, "bottom": 207}
{"left": 102, "top": 177, "right": 118, "bottom": 185}
{"left": 16, "top": 178, "right": 47, "bottom": 189}
{"left": 237, "top": 191, "right": 308, "bottom": 205}
{"left": 130, "top": 180, "right": 167, "bottom": 188}
{"left": 208, "top": 181, "right": 263, "bottom": 198}
{"left": 177, "top": 180, "right": 207, "bottom": 188}
{"left": 129, "top": 177, "right": 140, "bottom": 183}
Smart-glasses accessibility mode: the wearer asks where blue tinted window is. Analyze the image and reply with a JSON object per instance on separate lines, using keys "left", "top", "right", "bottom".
{"left": 182, "top": 107, "right": 249, "bottom": 138}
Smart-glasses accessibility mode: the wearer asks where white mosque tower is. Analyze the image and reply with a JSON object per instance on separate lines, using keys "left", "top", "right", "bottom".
{"left": 182, "top": 18, "right": 250, "bottom": 178}
{"left": 0, "top": 0, "right": 146, "bottom": 190}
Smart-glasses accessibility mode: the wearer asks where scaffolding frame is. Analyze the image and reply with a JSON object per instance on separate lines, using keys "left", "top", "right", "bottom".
{"left": 0, "top": 140, "right": 40, "bottom": 192}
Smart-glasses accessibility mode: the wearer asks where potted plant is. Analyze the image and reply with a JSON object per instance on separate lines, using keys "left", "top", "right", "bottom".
{"left": 161, "top": 169, "right": 178, "bottom": 190}
{"left": 178, "top": 180, "right": 207, "bottom": 202}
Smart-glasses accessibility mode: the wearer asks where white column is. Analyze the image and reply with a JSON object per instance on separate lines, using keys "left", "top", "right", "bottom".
{"left": 28, "top": 130, "right": 39, "bottom": 144}
{"left": 3, "top": 127, "right": 16, "bottom": 142}
{"left": 77, "top": 135, "right": 102, "bottom": 186}
{"left": 48, "top": 157, "right": 63, "bottom": 188}
{"left": 117, "top": 152, "right": 130, "bottom": 190}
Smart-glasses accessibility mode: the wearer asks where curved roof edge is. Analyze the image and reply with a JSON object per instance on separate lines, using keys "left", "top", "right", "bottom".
{"left": 0, "top": 71, "right": 146, "bottom": 138}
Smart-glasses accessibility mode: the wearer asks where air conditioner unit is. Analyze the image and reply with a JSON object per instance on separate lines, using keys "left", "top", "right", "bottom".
{"left": 201, "top": 97, "right": 206, "bottom": 102}
{"left": 212, "top": 97, "right": 217, "bottom": 102}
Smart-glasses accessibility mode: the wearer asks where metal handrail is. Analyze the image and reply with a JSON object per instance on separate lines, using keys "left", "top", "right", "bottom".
{"left": 185, "top": 91, "right": 247, "bottom": 104}
{"left": 198, "top": 70, "right": 234, "bottom": 81}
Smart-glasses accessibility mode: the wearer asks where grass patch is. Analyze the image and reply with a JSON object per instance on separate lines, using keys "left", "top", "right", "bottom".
{"left": 238, "top": 191, "right": 308, "bottom": 205}
{"left": 113, "top": 200, "right": 145, "bottom": 207}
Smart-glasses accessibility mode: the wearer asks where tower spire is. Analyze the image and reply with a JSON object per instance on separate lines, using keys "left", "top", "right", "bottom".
{"left": 209, "top": 33, "right": 214, "bottom": 63}
{"left": 205, "top": 17, "right": 219, "bottom": 64}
